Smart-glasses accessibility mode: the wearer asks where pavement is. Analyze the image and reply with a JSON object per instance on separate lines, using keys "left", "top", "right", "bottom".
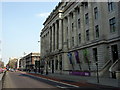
{"left": 26, "top": 71, "right": 120, "bottom": 89}
{"left": 0, "top": 73, "right": 5, "bottom": 90}
{"left": 0, "top": 73, "right": 4, "bottom": 81}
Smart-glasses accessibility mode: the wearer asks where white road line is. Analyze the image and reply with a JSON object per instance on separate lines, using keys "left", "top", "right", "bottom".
{"left": 56, "top": 85, "right": 68, "bottom": 88}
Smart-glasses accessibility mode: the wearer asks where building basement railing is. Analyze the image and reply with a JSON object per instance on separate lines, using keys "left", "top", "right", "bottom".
{"left": 109, "top": 59, "right": 120, "bottom": 72}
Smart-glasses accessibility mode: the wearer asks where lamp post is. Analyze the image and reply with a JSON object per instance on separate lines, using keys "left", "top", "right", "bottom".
{"left": 96, "top": 61, "right": 99, "bottom": 83}
{"left": 46, "top": 61, "right": 48, "bottom": 75}
{"left": 45, "top": 50, "right": 48, "bottom": 75}
{"left": 38, "top": 41, "right": 41, "bottom": 74}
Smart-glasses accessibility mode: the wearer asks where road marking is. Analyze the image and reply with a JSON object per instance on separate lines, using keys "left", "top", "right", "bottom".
{"left": 56, "top": 85, "right": 68, "bottom": 88}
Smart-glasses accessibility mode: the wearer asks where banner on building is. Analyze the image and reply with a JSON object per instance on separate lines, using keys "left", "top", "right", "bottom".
{"left": 67, "top": 52, "right": 73, "bottom": 64}
{"left": 74, "top": 51, "right": 80, "bottom": 63}
{"left": 83, "top": 49, "right": 89, "bottom": 63}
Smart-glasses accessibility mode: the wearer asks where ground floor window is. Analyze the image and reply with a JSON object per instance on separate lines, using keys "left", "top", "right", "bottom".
{"left": 59, "top": 55, "right": 62, "bottom": 70}
{"left": 93, "top": 48, "right": 98, "bottom": 62}
{"left": 111, "top": 44, "right": 118, "bottom": 63}
{"left": 55, "top": 60, "right": 58, "bottom": 70}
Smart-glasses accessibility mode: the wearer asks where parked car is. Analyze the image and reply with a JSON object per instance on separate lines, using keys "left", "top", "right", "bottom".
{"left": 0, "top": 68, "right": 4, "bottom": 73}
{"left": 10, "top": 69, "right": 15, "bottom": 72}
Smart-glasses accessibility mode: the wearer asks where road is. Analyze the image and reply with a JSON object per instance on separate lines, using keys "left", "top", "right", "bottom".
{"left": 2, "top": 71, "right": 119, "bottom": 90}
{"left": 3, "top": 71, "right": 57, "bottom": 88}
{"left": 3, "top": 71, "right": 79, "bottom": 89}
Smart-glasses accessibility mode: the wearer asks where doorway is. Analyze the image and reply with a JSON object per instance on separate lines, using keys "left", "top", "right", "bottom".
{"left": 52, "top": 60, "right": 54, "bottom": 73}
{"left": 111, "top": 45, "right": 118, "bottom": 63}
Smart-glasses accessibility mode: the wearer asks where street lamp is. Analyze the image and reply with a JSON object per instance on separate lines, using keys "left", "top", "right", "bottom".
{"left": 38, "top": 41, "right": 41, "bottom": 74}
{"left": 46, "top": 61, "right": 48, "bottom": 75}
{"left": 96, "top": 61, "right": 99, "bottom": 83}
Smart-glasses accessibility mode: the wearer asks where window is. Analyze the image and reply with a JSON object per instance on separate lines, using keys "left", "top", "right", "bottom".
{"left": 84, "top": 2, "right": 88, "bottom": 8}
{"left": 108, "top": 2, "right": 114, "bottom": 12}
{"left": 59, "top": 55, "right": 62, "bottom": 70}
{"left": 94, "top": 7, "right": 98, "bottom": 19}
{"left": 66, "top": 27, "right": 68, "bottom": 36}
{"left": 78, "top": 33, "right": 81, "bottom": 44}
{"left": 71, "top": 13, "right": 73, "bottom": 19}
{"left": 109, "top": 17, "right": 116, "bottom": 33}
{"left": 85, "top": 13, "right": 89, "bottom": 24}
{"left": 72, "top": 23, "right": 74, "bottom": 31}
{"left": 93, "top": 48, "right": 98, "bottom": 62}
{"left": 86, "top": 30, "right": 89, "bottom": 41}
{"left": 72, "top": 37, "right": 74, "bottom": 46}
{"left": 78, "top": 19, "right": 80, "bottom": 28}
{"left": 77, "top": 8, "right": 80, "bottom": 14}
{"left": 55, "top": 60, "right": 58, "bottom": 70}
{"left": 48, "top": 61, "right": 51, "bottom": 68}
{"left": 95, "top": 25, "right": 99, "bottom": 38}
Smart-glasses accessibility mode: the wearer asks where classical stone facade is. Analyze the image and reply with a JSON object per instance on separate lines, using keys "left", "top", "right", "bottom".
{"left": 40, "top": 1, "right": 120, "bottom": 77}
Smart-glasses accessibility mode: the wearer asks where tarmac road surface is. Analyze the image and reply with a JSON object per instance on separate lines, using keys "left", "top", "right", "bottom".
{"left": 3, "top": 71, "right": 58, "bottom": 88}
{"left": 2, "top": 71, "right": 79, "bottom": 89}
{"left": 2, "top": 71, "right": 120, "bottom": 90}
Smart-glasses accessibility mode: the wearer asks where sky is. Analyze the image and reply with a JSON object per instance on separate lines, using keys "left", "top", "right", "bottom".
{"left": 1, "top": 1, "right": 60, "bottom": 65}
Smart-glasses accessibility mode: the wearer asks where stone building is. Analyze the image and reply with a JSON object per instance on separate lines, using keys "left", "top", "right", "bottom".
{"left": 40, "top": 1, "right": 120, "bottom": 78}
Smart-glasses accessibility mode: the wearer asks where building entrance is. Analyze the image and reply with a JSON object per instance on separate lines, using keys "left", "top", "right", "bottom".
{"left": 52, "top": 60, "right": 54, "bottom": 73}
{"left": 111, "top": 44, "right": 118, "bottom": 63}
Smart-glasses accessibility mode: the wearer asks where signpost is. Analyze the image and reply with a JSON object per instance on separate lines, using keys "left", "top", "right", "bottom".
{"left": 96, "top": 61, "right": 99, "bottom": 83}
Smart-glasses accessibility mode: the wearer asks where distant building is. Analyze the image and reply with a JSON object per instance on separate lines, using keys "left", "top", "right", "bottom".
{"left": 19, "top": 52, "right": 40, "bottom": 71}
{"left": 8, "top": 57, "right": 18, "bottom": 69}
{"left": 40, "top": 1, "right": 120, "bottom": 78}
{"left": 19, "top": 57, "right": 26, "bottom": 71}
{"left": 0, "top": 60, "right": 4, "bottom": 68}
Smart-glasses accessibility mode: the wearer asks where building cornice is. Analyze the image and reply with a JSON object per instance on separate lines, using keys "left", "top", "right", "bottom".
{"left": 43, "top": 2, "right": 63, "bottom": 25}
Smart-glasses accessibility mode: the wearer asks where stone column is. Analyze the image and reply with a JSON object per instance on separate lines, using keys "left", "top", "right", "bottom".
{"left": 73, "top": 9, "right": 78, "bottom": 47}
{"left": 43, "top": 36, "right": 45, "bottom": 56}
{"left": 53, "top": 24, "right": 55, "bottom": 51}
{"left": 59, "top": 19, "right": 63, "bottom": 50}
{"left": 68, "top": 14, "right": 71, "bottom": 49}
{"left": 55, "top": 22, "right": 58, "bottom": 51}
{"left": 63, "top": 17, "right": 68, "bottom": 51}
{"left": 63, "top": 53, "right": 69, "bottom": 71}
{"left": 118, "top": 2, "right": 120, "bottom": 37}
{"left": 52, "top": 25, "right": 54, "bottom": 52}
{"left": 80, "top": 4, "right": 85, "bottom": 44}
{"left": 88, "top": 2, "right": 94, "bottom": 41}
{"left": 40, "top": 36, "right": 43, "bottom": 56}
{"left": 118, "top": 2, "right": 120, "bottom": 59}
{"left": 49, "top": 27, "right": 52, "bottom": 52}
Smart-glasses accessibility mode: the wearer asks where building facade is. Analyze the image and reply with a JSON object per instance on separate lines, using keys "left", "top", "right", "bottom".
{"left": 19, "top": 52, "right": 40, "bottom": 71}
{"left": 8, "top": 57, "right": 18, "bottom": 69}
{"left": 40, "top": 1, "right": 120, "bottom": 78}
{"left": 19, "top": 56, "right": 26, "bottom": 71}
{"left": 0, "top": 60, "right": 4, "bottom": 68}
